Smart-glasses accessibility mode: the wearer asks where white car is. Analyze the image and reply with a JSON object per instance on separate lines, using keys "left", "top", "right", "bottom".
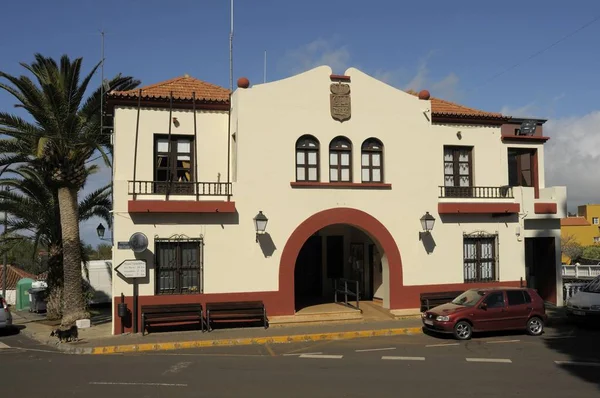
{"left": 0, "top": 295, "right": 12, "bottom": 329}
{"left": 566, "top": 275, "right": 600, "bottom": 319}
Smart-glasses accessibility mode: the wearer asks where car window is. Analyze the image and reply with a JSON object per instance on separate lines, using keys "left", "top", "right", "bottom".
{"left": 507, "top": 290, "right": 526, "bottom": 306}
{"left": 484, "top": 292, "right": 505, "bottom": 308}
{"left": 451, "top": 290, "right": 484, "bottom": 307}
{"left": 523, "top": 291, "right": 532, "bottom": 303}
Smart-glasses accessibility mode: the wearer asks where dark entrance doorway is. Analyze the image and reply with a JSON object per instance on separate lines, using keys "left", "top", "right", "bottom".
{"left": 294, "top": 235, "right": 322, "bottom": 309}
{"left": 525, "top": 237, "right": 557, "bottom": 304}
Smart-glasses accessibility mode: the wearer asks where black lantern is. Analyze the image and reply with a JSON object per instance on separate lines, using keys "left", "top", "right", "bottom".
{"left": 96, "top": 223, "right": 106, "bottom": 239}
{"left": 419, "top": 212, "right": 435, "bottom": 240}
{"left": 253, "top": 211, "right": 268, "bottom": 241}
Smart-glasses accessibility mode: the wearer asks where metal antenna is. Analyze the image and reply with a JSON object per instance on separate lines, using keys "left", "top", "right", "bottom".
{"left": 264, "top": 50, "right": 267, "bottom": 83}
{"left": 229, "top": 0, "right": 234, "bottom": 92}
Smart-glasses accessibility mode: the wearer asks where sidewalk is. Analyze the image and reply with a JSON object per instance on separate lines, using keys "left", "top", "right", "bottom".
{"left": 13, "top": 306, "right": 569, "bottom": 355}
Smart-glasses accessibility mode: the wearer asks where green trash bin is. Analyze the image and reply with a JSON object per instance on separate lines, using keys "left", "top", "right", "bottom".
{"left": 16, "top": 278, "right": 33, "bottom": 311}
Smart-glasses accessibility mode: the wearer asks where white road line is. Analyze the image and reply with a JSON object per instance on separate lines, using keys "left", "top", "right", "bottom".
{"left": 299, "top": 354, "right": 343, "bottom": 359}
{"left": 89, "top": 382, "right": 187, "bottom": 387}
{"left": 485, "top": 339, "right": 520, "bottom": 344}
{"left": 355, "top": 347, "right": 397, "bottom": 352}
{"left": 283, "top": 352, "right": 323, "bottom": 356}
{"left": 425, "top": 343, "right": 460, "bottom": 348}
{"left": 0, "top": 342, "right": 10, "bottom": 349}
{"left": 382, "top": 356, "right": 426, "bottom": 361}
{"left": 466, "top": 358, "right": 512, "bottom": 363}
{"left": 555, "top": 361, "right": 600, "bottom": 367}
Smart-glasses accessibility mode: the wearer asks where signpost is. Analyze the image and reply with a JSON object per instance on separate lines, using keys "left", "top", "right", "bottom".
{"left": 115, "top": 259, "right": 147, "bottom": 334}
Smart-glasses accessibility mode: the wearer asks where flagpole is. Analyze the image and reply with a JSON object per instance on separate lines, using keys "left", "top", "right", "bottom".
{"left": 229, "top": 0, "right": 234, "bottom": 92}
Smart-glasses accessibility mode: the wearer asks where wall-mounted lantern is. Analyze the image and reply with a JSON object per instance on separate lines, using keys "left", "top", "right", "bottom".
{"left": 253, "top": 211, "right": 268, "bottom": 242}
{"left": 419, "top": 212, "right": 435, "bottom": 240}
{"left": 96, "top": 223, "right": 109, "bottom": 241}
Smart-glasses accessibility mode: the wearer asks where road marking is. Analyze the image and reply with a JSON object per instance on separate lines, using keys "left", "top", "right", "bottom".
{"left": 264, "top": 344, "right": 276, "bottom": 357}
{"left": 425, "top": 343, "right": 460, "bottom": 348}
{"left": 485, "top": 339, "right": 520, "bottom": 344}
{"left": 299, "top": 354, "right": 343, "bottom": 359}
{"left": 355, "top": 347, "right": 396, "bottom": 352}
{"left": 89, "top": 382, "right": 187, "bottom": 387}
{"left": 162, "top": 361, "right": 192, "bottom": 375}
{"left": 0, "top": 342, "right": 10, "bottom": 349}
{"left": 555, "top": 361, "right": 600, "bottom": 367}
{"left": 283, "top": 352, "right": 323, "bottom": 356}
{"left": 466, "top": 358, "right": 512, "bottom": 363}
{"left": 382, "top": 356, "right": 426, "bottom": 361}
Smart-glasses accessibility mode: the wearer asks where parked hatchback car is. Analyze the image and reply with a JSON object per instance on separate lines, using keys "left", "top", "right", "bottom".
{"left": 422, "top": 287, "right": 546, "bottom": 340}
{"left": 0, "top": 295, "right": 12, "bottom": 329}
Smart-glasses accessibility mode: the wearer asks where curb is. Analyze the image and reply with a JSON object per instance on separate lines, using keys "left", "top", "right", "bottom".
{"left": 57, "top": 326, "right": 424, "bottom": 355}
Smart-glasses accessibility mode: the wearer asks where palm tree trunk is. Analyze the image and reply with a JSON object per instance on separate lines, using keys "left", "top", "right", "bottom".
{"left": 57, "top": 186, "right": 88, "bottom": 325}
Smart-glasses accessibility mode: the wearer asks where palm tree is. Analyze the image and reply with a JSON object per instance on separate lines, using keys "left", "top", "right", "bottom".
{"left": 0, "top": 165, "right": 112, "bottom": 318}
{"left": 0, "top": 54, "right": 139, "bottom": 325}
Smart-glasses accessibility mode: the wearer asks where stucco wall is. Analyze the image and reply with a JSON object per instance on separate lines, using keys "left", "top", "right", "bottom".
{"left": 112, "top": 66, "right": 564, "bottom": 312}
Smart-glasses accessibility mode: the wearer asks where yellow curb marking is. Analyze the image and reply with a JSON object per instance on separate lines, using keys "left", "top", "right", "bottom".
{"left": 90, "top": 327, "right": 423, "bottom": 355}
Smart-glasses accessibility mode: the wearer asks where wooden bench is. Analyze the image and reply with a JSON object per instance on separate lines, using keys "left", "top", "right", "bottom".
{"left": 141, "top": 303, "right": 205, "bottom": 336}
{"left": 420, "top": 291, "right": 464, "bottom": 312}
{"left": 205, "top": 301, "right": 267, "bottom": 332}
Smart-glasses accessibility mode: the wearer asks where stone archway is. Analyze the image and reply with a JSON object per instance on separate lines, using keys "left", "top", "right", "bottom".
{"left": 278, "top": 207, "right": 403, "bottom": 314}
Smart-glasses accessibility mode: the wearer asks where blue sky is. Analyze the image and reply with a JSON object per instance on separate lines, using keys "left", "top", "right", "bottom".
{"left": 1, "top": 0, "right": 600, "bottom": 246}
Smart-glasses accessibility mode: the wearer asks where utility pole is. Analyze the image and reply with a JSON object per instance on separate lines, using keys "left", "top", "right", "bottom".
{"left": 229, "top": 0, "right": 234, "bottom": 92}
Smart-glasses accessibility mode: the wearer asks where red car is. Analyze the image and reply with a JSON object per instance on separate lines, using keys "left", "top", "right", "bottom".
{"left": 422, "top": 287, "right": 547, "bottom": 340}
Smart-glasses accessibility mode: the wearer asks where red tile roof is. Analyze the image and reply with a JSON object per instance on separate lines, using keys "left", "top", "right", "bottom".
{"left": 109, "top": 75, "right": 230, "bottom": 103}
{"left": 561, "top": 217, "right": 591, "bottom": 227}
{"left": 406, "top": 90, "right": 506, "bottom": 120}
{"left": 0, "top": 265, "right": 36, "bottom": 290}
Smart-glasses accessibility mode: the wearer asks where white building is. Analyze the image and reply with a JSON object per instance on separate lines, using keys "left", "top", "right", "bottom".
{"left": 107, "top": 66, "right": 566, "bottom": 335}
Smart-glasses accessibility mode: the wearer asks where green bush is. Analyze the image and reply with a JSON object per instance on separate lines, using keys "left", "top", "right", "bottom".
{"left": 583, "top": 245, "right": 600, "bottom": 260}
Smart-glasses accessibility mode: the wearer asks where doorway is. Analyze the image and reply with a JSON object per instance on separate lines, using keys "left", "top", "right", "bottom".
{"left": 525, "top": 237, "right": 557, "bottom": 304}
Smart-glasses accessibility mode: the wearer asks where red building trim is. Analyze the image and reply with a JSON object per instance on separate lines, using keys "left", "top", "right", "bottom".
{"left": 290, "top": 182, "right": 392, "bottom": 189}
{"left": 330, "top": 74, "right": 351, "bottom": 82}
{"left": 128, "top": 200, "right": 236, "bottom": 213}
{"left": 534, "top": 202, "right": 557, "bottom": 214}
{"left": 501, "top": 136, "right": 550, "bottom": 143}
{"left": 438, "top": 202, "right": 520, "bottom": 214}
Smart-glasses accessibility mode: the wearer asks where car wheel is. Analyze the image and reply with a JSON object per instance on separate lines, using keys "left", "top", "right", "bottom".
{"left": 453, "top": 321, "right": 472, "bottom": 340}
{"left": 527, "top": 316, "right": 544, "bottom": 336}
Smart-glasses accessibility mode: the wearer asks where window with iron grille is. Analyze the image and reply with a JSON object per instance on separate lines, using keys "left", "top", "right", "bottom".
{"left": 443, "top": 146, "right": 473, "bottom": 197}
{"left": 155, "top": 237, "right": 203, "bottom": 295}
{"left": 463, "top": 232, "right": 498, "bottom": 283}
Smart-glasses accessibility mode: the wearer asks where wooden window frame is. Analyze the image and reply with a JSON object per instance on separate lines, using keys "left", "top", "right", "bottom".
{"left": 361, "top": 138, "right": 384, "bottom": 183}
{"left": 329, "top": 136, "right": 353, "bottom": 182}
{"left": 155, "top": 237, "right": 203, "bottom": 295}
{"left": 295, "top": 135, "right": 320, "bottom": 182}
{"left": 508, "top": 148, "right": 535, "bottom": 188}
{"left": 153, "top": 134, "right": 195, "bottom": 194}
{"left": 463, "top": 234, "right": 497, "bottom": 283}
{"left": 443, "top": 146, "right": 473, "bottom": 197}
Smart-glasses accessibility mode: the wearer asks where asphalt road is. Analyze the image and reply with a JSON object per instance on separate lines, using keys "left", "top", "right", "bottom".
{"left": 2, "top": 324, "right": 600, "bottom": 398}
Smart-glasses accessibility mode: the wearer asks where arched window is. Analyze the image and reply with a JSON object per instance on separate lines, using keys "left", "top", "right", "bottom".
{"left": 329, "top": 136, "right": 352, "bottom": 182}
{"left": 295, "top": 135, "right": 319, "bottom": 182}
{"left": 361, "top": 138, "right": 383, "bottom": 183}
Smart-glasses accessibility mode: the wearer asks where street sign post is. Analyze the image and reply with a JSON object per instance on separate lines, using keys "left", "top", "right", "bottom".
{"left": 115, "top": 259, "right": 147, "bottom": 334}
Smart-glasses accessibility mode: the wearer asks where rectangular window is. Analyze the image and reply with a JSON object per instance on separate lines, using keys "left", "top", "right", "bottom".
{"left": 443, "top": 146, "right": 472, "bottom": 197}
{"left": 154, "top": 135, "right": 194, "bottom": 194}
{"left": 296, "top": 150, "right": 318, "bottom": 181}
{"left": 508, "top": 148, "right": 535, "bottom": 187}
{"left": 594, "top": 237, "right": 600, "bottom": 244}
{"left": 361, "top": 152, "right": 383, "bottom": 182}
{"left": 506, "top": 290, "right": 527, "bottom": 306}
{"left": 463, "top": 235, "right": 497, "bottom": 283}
{"left": 593, "top": 217, "right": 599, "bottom": 225}
{"left": 155, "top": 238, "right": 203, "bottom": 295}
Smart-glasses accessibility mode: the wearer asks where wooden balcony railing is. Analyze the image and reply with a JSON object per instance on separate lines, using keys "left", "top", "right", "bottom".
{"left": 129, "top": 181, "right": 232, "bottom": 198}
{"left": 439, "top": 186, "right": 513, "bottom": 199}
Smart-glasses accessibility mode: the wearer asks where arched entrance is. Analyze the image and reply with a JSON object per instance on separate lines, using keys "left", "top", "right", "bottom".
{"left": 278, "top": 208, "right": 403, "bottom": 314}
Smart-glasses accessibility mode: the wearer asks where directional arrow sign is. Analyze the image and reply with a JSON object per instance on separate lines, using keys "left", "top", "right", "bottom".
{"left": 115, "top": 259, "right": 147, "bottom": 279}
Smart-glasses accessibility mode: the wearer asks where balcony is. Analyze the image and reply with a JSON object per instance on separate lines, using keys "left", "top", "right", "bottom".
{"left": 127, "top": 180, "right": 235, "bottom": 214}
{"left": 438, "top": 185, "right": 519, "bottom": 215}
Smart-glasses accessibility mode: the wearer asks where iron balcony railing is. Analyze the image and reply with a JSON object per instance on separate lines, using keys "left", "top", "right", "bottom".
{"left": 439, "top": 186, "right": 513, "bottom": 199}
{"left": 129, "top": 181, "right": 232, "bottom": 197}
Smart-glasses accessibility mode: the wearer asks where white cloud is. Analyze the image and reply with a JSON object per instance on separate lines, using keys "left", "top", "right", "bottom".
{"left": 544, "top": 111, "right": 600, "bottom": 211}
{"left": 279, "top": 38, "right": 350, "bottom": 75}
{"left": 500, "top": 103, "right": 539, "bottom": 118}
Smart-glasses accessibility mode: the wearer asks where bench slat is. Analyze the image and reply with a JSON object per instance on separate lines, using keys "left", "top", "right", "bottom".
{"left": 206, "top": 301, "right": 264, "bottom": 311}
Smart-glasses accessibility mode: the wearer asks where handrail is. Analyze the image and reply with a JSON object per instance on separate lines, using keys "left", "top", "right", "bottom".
{"left": 439, "top": 186, "right": 513, "bottom": 199}
{"left": 334, "top": 278, "right": 360, "bottom": 310}
{"left": 128, "top": 181, "right": 232, "bottom": 197}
